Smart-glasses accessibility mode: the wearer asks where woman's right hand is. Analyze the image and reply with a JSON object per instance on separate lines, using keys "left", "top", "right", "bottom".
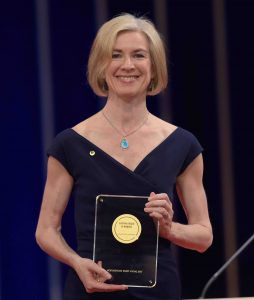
{"left": 73, "top": 257, "right": 128, "bottom": 293}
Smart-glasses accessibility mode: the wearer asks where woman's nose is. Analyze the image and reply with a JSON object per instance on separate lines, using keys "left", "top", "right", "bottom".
{"left": 121, "top": 56, "right": 134, "bottom": 69}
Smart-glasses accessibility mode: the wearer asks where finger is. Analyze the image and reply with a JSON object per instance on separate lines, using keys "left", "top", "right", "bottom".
{"left": 145, "top": 199, "right": 172, "bottom": 210}
{"left": 148, "top": 191, "right": 157, "bottom": 202}
{"left": 88, "top": 282, "right": 128, "bottom": 293}
{"left": 149, "top": 191, "right": 156, "bottom": 197}
{"left": 149, "top": 211, "right": 165, "bottom": 220}
{"left": 99, "top": 283, "right": 128, "bottom": 292}
{"left": 149, "top": 208, "right": 173, "bottom": 222}
{"left": 145, "top": 206, "right": 169, "bottom": 217}
{"left": 91, "top": 263, "right": 112, "bottom": 280}
{"left": 148, "top": 193, "right": 169, "bottom": 201}
{"left": 94, "top": 261, "right": 106, "bottom": 282}
{"left": 97, "top": 261, "right": 102, "bottom": 268}
{"left": 145, "top": 201, "right": 173, "bottom": 215}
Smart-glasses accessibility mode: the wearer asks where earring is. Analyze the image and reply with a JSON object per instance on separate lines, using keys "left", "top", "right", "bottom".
{"left": 102, "top": 80, "right": 108, "bottom": 91}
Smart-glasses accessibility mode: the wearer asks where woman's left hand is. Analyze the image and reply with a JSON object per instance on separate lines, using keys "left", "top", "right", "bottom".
{"left": 144, "top": 192, "right": 174, "bottom": 239}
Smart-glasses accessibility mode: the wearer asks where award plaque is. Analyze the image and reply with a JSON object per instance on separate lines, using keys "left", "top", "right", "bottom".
{"left": 93, "top": 194, "right": 159, "bottom": 288}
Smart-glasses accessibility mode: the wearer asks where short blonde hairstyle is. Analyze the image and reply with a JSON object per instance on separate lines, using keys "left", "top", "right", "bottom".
{"left": 87, "top": 13, "right": 168, "bottom": 96}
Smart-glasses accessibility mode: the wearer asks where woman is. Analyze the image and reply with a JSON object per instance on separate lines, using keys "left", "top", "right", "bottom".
{"left": 36, "top": 13, "right": 213, "bottom": 300}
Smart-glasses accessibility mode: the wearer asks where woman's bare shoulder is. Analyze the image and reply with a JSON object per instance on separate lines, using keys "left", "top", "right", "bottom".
{"left": 72, "top": 112, "right": 102, "bottom": 136}
{"left": 149, "top": 114, "right": 178, "bottom": 137}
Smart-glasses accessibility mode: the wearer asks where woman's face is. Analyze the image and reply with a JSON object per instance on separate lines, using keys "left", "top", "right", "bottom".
{"left": 105, "top": 31, "right": 152, "bottom": 99}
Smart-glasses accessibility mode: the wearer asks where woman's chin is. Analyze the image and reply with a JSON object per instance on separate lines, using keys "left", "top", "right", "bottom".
{"left": 111, "top": 89, "right": 147, "bottom": 101}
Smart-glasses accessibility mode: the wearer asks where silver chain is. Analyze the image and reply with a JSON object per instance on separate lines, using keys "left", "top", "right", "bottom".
{"left": 101, "top": 110, "right": 149, "bottom": 138}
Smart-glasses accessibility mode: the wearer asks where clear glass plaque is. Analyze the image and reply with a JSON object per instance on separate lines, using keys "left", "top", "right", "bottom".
{"left": 93, "top": 194, "right": 159, "bottom": 288}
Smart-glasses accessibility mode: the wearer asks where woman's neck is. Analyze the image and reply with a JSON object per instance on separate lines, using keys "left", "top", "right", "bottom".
{"left": 102, "top": 95, "right": 149, "bottom": 133}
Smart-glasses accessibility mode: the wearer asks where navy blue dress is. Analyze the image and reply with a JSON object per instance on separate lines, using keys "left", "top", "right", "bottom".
{"left": 47, "top": 127, "right": 203, "bottom": 300}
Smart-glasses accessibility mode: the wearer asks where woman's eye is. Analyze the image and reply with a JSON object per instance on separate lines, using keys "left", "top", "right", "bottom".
{"left": 112, "top": 53, "right": 121, "bottom": 59}
{"left": 133, "top": 53, "right": 145, "bottom": 59}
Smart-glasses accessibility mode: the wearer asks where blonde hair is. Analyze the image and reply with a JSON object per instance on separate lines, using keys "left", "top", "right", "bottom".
{"left": 87, "top": 13, "right": 168, "bottom": 97}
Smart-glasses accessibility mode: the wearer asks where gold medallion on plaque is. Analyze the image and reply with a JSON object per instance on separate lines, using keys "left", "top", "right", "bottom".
{"left": 112, "top": 214, "right": 142, "bottom": 244}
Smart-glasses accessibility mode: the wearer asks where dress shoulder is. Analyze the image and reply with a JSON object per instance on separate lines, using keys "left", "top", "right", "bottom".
{"left": 47, "top": 129, "right": 74, "bottom": 176}
{"left": 177, "top": 128, "right": 203, "bottom": 175}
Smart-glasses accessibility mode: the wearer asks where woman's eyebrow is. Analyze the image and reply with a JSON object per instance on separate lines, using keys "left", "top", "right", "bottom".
{"left": 133, "top": 49, "right": 149, "bottom": 53}
{"left": 112, "top": 48, "right": 149, "bottom": 53}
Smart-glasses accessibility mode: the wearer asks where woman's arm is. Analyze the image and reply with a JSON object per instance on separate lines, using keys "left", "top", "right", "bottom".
{"left": 36, "top": 157, "right": 127, "bottom": 293}
{"left": 36, "top": 157, "right": 77, "bottom": 265}
{"left": 171, "top": 153, "right": 213, "bottom": 252}
{"left": 144, "top": 154, "right": 213, "bottom": 253}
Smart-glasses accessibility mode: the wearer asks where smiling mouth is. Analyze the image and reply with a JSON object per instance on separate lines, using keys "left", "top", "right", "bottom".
{"left": 116, "top": 75, "right": 140, "bottom": 82}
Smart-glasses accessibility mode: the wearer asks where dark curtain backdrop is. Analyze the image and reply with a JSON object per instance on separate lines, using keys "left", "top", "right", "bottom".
{"left": 1, "top": 1, "right": 253, "bottom": 299}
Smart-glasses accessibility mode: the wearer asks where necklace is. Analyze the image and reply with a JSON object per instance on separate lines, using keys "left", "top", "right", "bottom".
{"left": 101, "top": 110, "right": 149, "bottom": 150}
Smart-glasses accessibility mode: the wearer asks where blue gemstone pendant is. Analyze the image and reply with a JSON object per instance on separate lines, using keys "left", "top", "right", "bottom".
{"left": 120, "top": 138, "right": 129, "bottom": 150}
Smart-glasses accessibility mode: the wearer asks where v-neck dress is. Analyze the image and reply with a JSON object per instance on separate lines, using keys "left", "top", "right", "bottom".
{"left": 47, "top": 127, "right": 203, "bottom": 300}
